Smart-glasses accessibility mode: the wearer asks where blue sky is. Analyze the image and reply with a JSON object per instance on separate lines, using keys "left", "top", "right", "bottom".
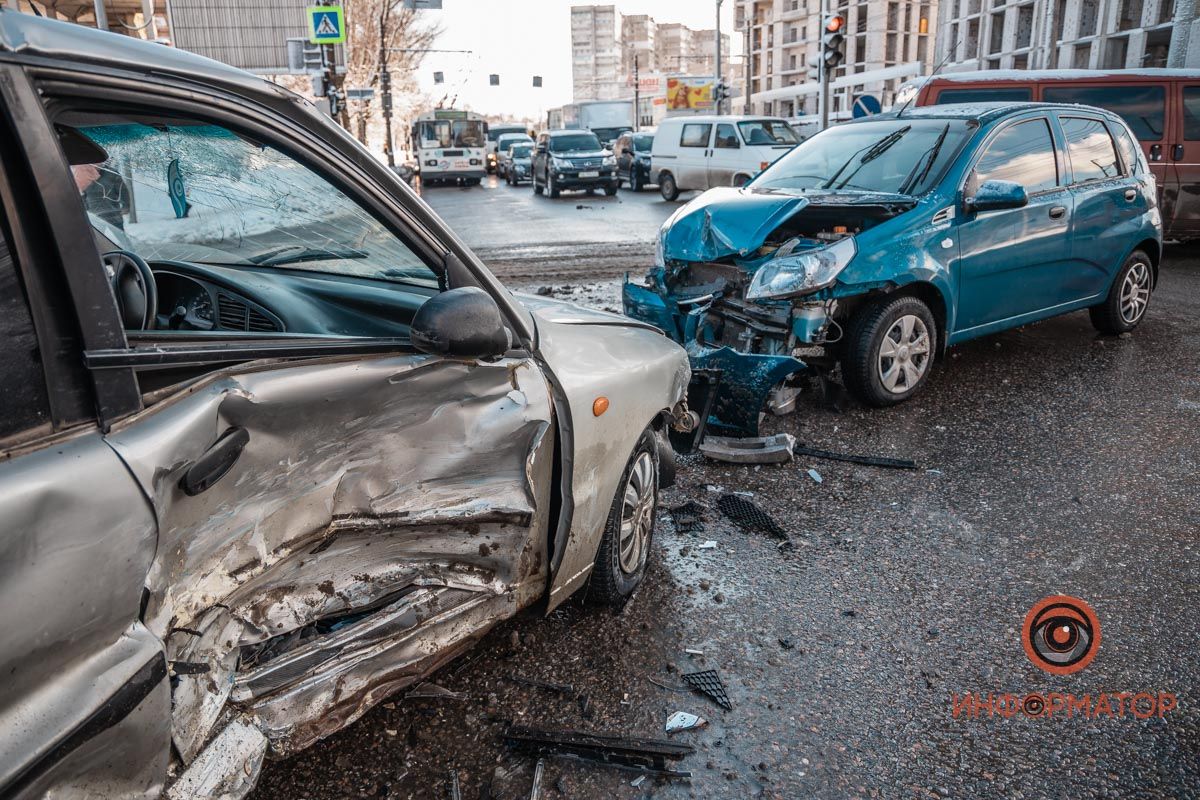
{"left": 413, "top": 1, "right": 739, "bottom": 120}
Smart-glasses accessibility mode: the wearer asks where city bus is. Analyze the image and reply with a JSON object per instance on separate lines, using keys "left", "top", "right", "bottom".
{"left": 412, "top": 109, "right": 487, "bottom": 186}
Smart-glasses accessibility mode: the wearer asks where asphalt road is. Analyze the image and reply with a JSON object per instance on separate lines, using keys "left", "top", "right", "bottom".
{"left": 252, "top": 178, "right": 1200, "bottom": 799}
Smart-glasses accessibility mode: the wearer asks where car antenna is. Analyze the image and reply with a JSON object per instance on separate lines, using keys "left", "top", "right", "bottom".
{"left": 896, "top": 40, "right": 958, "bottom": 118}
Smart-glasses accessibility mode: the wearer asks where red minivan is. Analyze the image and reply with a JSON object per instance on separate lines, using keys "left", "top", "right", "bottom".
{"left": 896, "top": 70, "right": 1200, "bottom": 240}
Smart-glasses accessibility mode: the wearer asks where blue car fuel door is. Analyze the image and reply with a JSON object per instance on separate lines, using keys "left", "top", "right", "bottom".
{"left": 954, "top": 115, "right": 1074, "bottom": 335}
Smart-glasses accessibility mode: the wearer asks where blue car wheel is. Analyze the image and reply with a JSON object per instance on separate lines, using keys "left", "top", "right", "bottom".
{"left": 843, "top": 295, "right": 937, "bottom": 407}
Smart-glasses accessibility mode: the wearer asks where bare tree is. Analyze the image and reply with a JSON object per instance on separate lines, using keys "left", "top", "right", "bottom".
{"left": 342, "top": 0, "right": 442, "bottom": 153}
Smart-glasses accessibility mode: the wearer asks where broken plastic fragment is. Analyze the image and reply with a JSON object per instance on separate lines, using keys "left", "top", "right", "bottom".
{"left": 698, "top": 540, "right": 717, "bottom": 549}
{"left": 684, "top": 647, "right": 704, "bottom": 655}
{"left": 700, "top": 433, "right": 796, "bottom": 464}
{"left": 681, "top": 669, "right": 733, "bottom": 710}
{"left": 407, "top": 682, "right": 467, "bottom": 700}
{"left": 665, "top": 711, "right": 707, "bottom": 733}
{"left": 807, "top": 468, "right": 823, "bottom": 483}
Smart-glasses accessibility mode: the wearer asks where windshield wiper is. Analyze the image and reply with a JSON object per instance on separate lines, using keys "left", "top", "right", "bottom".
{"left": 822, "top": 125, "right": 911, "bottom": 190}
{"left": 900, "top": 123, "right": 950, "bottom": 195}
{"left": 248, "top": 245, "right": 368, "bottom": 266}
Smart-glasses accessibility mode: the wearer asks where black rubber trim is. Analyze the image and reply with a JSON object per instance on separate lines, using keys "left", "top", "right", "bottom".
{"left": 0, "top": 652, "right": 167, "bottom": 800}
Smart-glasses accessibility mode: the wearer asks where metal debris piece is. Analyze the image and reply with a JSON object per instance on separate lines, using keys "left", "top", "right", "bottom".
{"left": 664, "top": 711, "right": 707, "bottom": 733}
{"left": 681, "top": 670, "right": 733, "bottom": 710}
{"left": 448, "top": 768, "right": 462, "bottom": 800}
{"left": 508, "top": 675, "right": 575, "bottom": 695}
{"left": 700, "top": 433, "right": 796, "bottom": 464}
{"left": 793, "top": 444, "right": 917, "bottom": 470}
{"left": 807, "top": 468, "right": 823, "bottom": 483}
{"left": 716, "top": 493, "right": 791, "bottom": 547}
{"left": 697, "top": 540, "right": 717, "bottom": 550}
{"left": 529, "top": 759, "right": 545, "bottom": 800}
{"left": 505, "top": 726, "right": 693, "bottom": 777}
{"left": 684, "top": 647, "right": 704, "bottom": 656}
{"left": 667, "top": 501, "right": 707, "bottom": 533}
{"left": 407, "top": 682, "right": 468, "bottom": 701}
{"left": 631, "top": 774, "right": 646, "bottom": 787}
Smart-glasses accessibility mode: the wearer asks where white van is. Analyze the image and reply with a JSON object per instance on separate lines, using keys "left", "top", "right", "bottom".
{"left": 651, "top": 115, "right": 800, "bottom": 200}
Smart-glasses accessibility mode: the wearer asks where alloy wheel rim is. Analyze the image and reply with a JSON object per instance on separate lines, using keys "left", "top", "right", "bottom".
{"left": 1119, "top": 262, "right": 1150, "bottom": 324}
{"left": 618, "top": 451, "right": 655, "bottom": 574}
{"left": 878, "top": 314, "right": 931, "bottom": 394}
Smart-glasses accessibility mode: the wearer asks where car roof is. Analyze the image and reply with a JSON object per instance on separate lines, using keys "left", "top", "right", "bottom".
{"left": 547, "top": 129, "right": 597, "bottom": 136}
{"left": 0, "top": 10, "right": 295, "bottom": 107}
{"left": 911, "top": 68, "right": 1200, "bottom": 86}
{"left": 862, "top": 101, "right": 1125, "bottom": 126}
{"left": 659, "top": 115, "right": 787, "bottom": 124}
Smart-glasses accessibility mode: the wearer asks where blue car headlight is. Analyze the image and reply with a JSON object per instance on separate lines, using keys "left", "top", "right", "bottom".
{"left": 746, "top": 237, "right": 857, "bottom": 300}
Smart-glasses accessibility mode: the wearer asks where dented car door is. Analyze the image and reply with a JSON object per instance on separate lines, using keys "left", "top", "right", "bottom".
{"left": 106, "top": 351, "right": 554, "bottom": 763}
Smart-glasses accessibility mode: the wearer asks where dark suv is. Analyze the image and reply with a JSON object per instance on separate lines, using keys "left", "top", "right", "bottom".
{"left": 532, "top": 129, "right": 618, "bottom": 197}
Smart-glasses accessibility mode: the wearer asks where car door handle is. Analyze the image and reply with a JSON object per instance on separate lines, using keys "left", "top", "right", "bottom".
{"left": 1124, "top": 188, "right": 1137, "bottom": 201}
{"left": 1173, "top": 144, "right": 1185, "bottom": 161}
{"left": 1149, "top": 143, "right": 1162, "bottom": 162}
{"left": 179, "top": 427, "right": 249, "bottom": 496}
{"left": 1049, "top": 206, "right": 1067, "bottom": 219}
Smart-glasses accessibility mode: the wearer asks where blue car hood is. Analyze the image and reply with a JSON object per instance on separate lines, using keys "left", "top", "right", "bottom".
{"left": 661, "top": 187, "right": 914, "bottom": 263}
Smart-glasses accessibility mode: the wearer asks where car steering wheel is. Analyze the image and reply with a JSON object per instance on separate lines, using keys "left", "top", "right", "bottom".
{"left": 104, "top": 250, "right": 157, "bottom": 331}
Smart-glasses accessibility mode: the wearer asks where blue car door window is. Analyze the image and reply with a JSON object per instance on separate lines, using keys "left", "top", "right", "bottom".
{"left": 1061, "top": 117, "right": 1121, "bottom": 184}
{"left": 971, "top": 118, "right": 1058, "bottom": 194}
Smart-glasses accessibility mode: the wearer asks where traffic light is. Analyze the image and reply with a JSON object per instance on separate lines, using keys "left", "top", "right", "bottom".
{"left": 822, "top": 14, "right": 846, "bottom": 71}
{"left": 713, "top": 79, "right": 730, "bottom": 105}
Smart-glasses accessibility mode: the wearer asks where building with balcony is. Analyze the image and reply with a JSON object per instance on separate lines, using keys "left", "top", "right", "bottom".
{"left": 572, "top": 4, "right": 624, "bottom": 101}
{"left": 735, "top": 0, "right": 937, "bottom": 119}
{"left": 934, "top": 0, "right": 1177, "bottom": 71}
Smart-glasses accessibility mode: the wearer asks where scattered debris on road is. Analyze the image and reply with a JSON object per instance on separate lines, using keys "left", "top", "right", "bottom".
{"left": 792, "top": 444, "right": 918, "bottom": 470}
{"left": 507, "top": 675, "right": 575, "bottom": 696}
{"left": 684, "top": 647, "right": 705, "bottom": 656}
{"left": 503, "top": 726, "right": 694, "bottom": 778}
{"left": 716, "top": 493, "right": 792, "bottom": 548}
{"left": 667, "top": 501, "right": 707, "bottom": 533}
{"left": 407, "top": 682, "right": 468, "bottom": 701}
{"left": 530, "top": 758, "right": 545, "bottom": 800}
{"left": 681, "top": 669, "right": 733, "bottom": 710}
{"left": 807, "top": 468, "right": 823, "bottom": 483}
{"left": 448, "top": 768, "right": 461, "bottom": 800}
{"left": 700, "top": 433, "right": 797, "bottom": 464}
{"left": 665, "top": 711, "right": 707, "bottom": 733}
{"left": 698, "top": 540, "right": 718, "bottom": 549}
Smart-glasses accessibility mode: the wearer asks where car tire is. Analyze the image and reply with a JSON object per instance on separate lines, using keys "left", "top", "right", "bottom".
{"left": 534, "top": 171, "right": 544, "bottom": 195}
{"left": 1090, "top": 249, "right": 1153, "bottom": 335}
{"left": 604, "top": 183, "right": 618, "bottom": 196}
{"left": 659, "top": 172, "right": 679, "bottom": 201}
{"left": 549, "top": 172, "right": 560, "bottom": 198}
{"left": 630, "top": 170, "right": 642, "bottom": 192}
{"left": 588, "top": 427, "right": 658, "bottom": 606}
{"left": 842, "top": 295, "right": 937, "bottom": 407}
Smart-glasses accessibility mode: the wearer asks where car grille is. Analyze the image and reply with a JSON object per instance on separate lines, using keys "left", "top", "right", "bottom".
{"left": 443, "top": 149, "right": 464, "bottom": 156}
{"left": 217, "top": 293, "right": 280, "bottom": 332}
{"left": 573, "top": 157, "right": 603, "bottom": 168}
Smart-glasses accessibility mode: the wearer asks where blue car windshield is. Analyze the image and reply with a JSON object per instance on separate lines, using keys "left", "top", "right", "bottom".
{"left": 755, "top": 118, "right": 973, "bottom": 196}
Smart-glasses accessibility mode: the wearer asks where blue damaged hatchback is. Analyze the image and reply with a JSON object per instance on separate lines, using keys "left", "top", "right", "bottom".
{"left": 624, "top": 103, "right": 1162, "bottom": 420}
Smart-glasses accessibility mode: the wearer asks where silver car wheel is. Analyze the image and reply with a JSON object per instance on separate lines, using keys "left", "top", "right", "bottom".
{"left": 878, "top": 314, "right": 931, "bottom": 395}
{"left": 1119, "top": 261, "right": 1150, "bottom": 324}
{"left": 618, "top": 451, "right": 655, "bottom": 575}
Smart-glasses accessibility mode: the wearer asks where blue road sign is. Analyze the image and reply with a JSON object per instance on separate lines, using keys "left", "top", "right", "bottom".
{"left": 308, "top": 6, "right": 345, "bottom": 45}
{"left": 852, "top": 94, "right": 882, "bottom": 118}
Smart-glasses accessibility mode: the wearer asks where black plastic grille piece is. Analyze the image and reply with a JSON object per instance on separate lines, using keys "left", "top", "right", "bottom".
{"left": 667, "top": 501, "right": 706, "bottom": 534}
{"left": 716, "top": 494, "right": 790, "bottom": 546}
{"left": 681, "top": 669, "right": 732, "bottom": 710}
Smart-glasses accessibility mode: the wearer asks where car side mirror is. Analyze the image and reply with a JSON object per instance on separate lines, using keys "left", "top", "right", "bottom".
{"left": 966, "top": 179, "right": 1028, "bottom": 213}
{"left": 411, "top": 287, "right": 512, "bottom": 359}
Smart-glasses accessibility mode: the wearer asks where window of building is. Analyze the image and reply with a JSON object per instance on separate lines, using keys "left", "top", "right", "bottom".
{"left": 1117, "top": 0, "right": 1145, "bottom": 31}
{"left": 1016, "top": 5, "right": 1034, "bottom": 48}
{"left": 1014, "top": 53, "right": 1029, "bottom": 69}
{"left": 989, "top": 13, "right": 1005, "bottom": 54}
{"left": 1072, "top": 43, "right": 1092, "bottom": 68}
{"left": 966, "top": 18, "right": 980, "bottom": 58}
{"left": 1061, "top": 116, "right": 1121, "bottom": 183}
{"left": 1042, "top": 85, "right": 1165, "bottom": 140}
{"left": 1144, "top": 27, "right": 1171, "bottom": 67}
{"left": 1079, "top": 0, "right": 1099, "bottom": 37}
{"left": 1159, "top": 0, "right": 1176, "bottom": 23}
{"left": 1103, "top": 36, "right": 1129, "bottom": 68}
{"left": 972, "top": 118, "right": 1059, "bottom": 195}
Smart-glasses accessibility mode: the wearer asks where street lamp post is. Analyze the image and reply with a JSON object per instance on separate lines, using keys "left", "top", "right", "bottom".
{"left": 715, "top": 0, "right": 724, "bottom": 115}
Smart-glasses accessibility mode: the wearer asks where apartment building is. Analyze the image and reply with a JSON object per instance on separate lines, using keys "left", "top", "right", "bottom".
{"left": 934, "top": 0, "right": 1176, "bottom": 70}
{"left": 735, "top": 0, "right": 937, "bottom": 118}
{"left": 572, "top": 5, "right": 624, "bottom": 101}
{"left": 572, "top": 5, "right": 733, "bottom": 102}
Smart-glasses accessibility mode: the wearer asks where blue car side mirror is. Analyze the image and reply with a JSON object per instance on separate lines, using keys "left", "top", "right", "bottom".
{"left": 967, "top": 179, "right": 1029, "bottom": 214}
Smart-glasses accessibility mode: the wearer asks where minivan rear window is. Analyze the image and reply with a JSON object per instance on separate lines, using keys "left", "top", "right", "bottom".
{"left": 1041, "top": 85, "right": 1165, "bottom": 141}
{"left": 934, "top": 87, "right": 1033, "bottom": 104}
{"left": 1182, "top": 87, "right": 1200, "bottom": 140}
{"left": 680, "top": 123, "right": 712, "bottom": 148}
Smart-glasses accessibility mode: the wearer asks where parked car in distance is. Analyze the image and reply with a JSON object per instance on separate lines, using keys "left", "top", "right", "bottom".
{"left": 651, "top": 115, "right": 800, "bottom": 201}
{"left": 532, "top": 129, "right": 619, "bottom": 197}
{"left": 625, "top": 103, "right": 1161, "bottom": 417}
{"left": 495, "top": 131, "right": 533, "bottom": 178}
{"left": 504, "top": 142, "right": 535, "bottom": 185}
{"left": 0, "top": 14, "right": 694, "bottom": 800}
{"left": 486, "top": 122, "right": 528, "bottom": 173}
{"left": 898, "top": 69, "right": 1200, "bottom": 240}
{"left": 614, "top": 130, "right": 655, "bottom": 191}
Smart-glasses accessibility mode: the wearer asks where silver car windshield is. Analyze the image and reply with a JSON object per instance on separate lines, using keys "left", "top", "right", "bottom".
{"left": 755, "top": 118, "right": 972, "bottom": 196}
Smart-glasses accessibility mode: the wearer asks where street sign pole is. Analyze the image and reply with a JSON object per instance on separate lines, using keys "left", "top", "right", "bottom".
{"left": 633, "top": 55, "right": 640, "bottom": 132}
{"left": 714, "top": 0, "right": 723, "bottom": 115}
{"left": 380, "top": 71, "right": 395, "bottom": 167}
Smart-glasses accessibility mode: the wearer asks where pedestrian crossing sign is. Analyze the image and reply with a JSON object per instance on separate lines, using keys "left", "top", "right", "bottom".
{"left": 307, "top": 5, "right": 345, "bottom": 44}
